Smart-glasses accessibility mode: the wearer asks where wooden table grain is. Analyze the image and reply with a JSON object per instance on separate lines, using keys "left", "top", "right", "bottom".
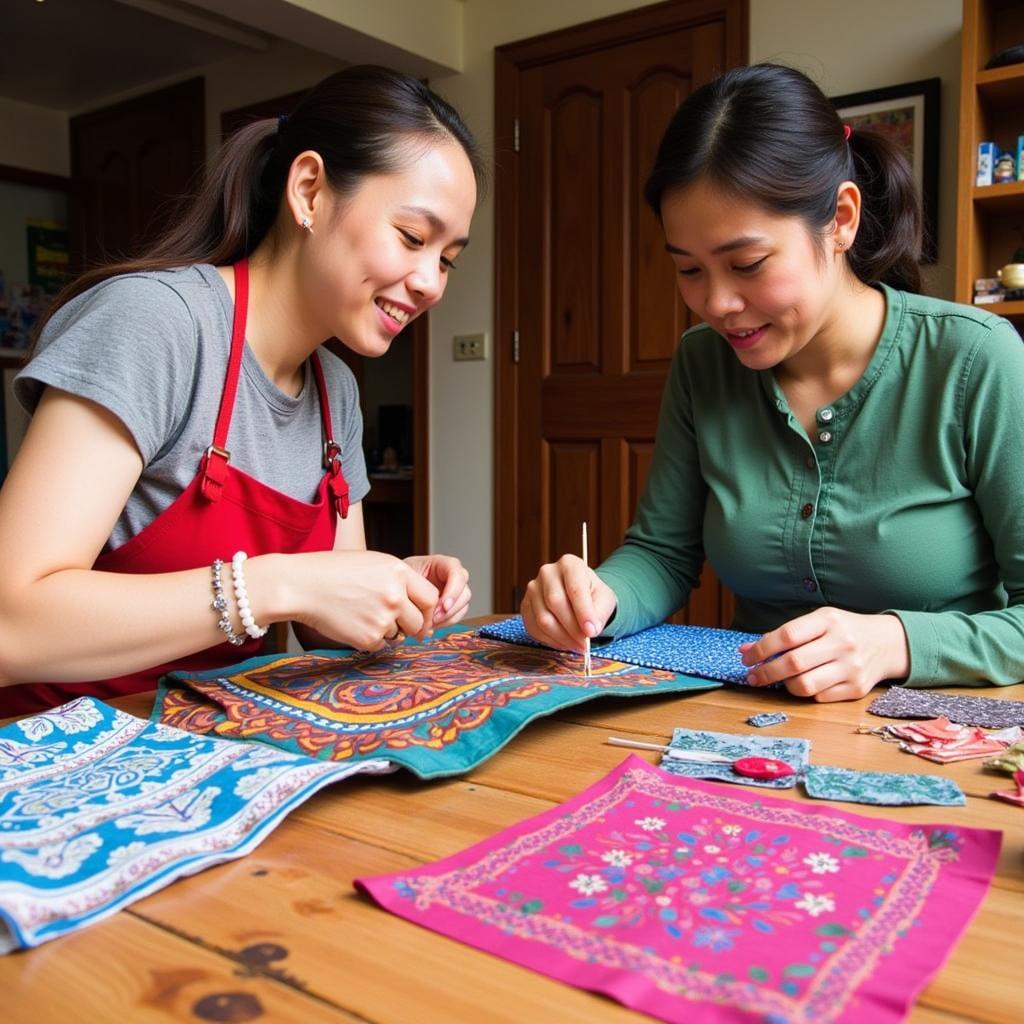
{"left": 3, "top": 621, "right": 1021, "bottom": 1024}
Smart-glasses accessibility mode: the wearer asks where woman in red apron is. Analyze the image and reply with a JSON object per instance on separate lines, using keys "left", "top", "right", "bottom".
{"left": 0, "top": 67, "right": 483, "bottom": 715}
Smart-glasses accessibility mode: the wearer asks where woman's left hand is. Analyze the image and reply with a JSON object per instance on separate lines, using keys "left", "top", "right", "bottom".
{"left": 404, "top": 554, "right": 472, "bottom": 630}
{"left": 739, "top": 608, "right": 910, "bottom": 702}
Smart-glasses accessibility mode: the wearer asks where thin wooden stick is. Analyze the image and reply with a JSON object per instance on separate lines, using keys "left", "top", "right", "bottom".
{"left": 582, "top": 521, "right": 591, "bottom": 678}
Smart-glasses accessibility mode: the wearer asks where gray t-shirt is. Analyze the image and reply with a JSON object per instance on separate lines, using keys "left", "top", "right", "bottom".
{"left": 15, "top": 264, "right": 369, "bottom": 551}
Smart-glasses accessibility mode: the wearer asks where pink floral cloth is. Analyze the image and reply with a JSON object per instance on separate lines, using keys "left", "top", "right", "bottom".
{"left": 357, "top": 756, "right": 1000, "bottom": 1024}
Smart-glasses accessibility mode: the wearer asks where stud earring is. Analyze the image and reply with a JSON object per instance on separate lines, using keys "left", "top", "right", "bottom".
{"left": 300, "top": 217, "right": 314, "bottom": 234}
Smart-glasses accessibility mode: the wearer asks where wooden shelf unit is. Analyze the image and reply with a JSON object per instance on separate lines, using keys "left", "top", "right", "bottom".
{"left": 956, "top": 0, "right": 1024, "bottom": 328}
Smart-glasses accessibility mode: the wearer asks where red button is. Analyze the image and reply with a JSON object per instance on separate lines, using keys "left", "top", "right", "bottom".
{"left": 733, "top": 756, "right": 796, "bottom": 780}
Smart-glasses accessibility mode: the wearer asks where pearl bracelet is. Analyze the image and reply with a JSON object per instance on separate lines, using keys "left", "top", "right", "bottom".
{"left": 231, "top": 551, "right": 268, "bottom": 640}
{"left": 211, "top": 558, "right": 246, "bottom": 646}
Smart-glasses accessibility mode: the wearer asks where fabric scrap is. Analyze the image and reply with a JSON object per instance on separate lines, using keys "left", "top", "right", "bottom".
{"left": 990, "top": 771, "right": 1024, "bottom": 808}
{"left": 747, "top": 712, "right": 788, "bottom": 728}
{"left": 661, "top": 727, "right": 810, "bottom": 789}
{"left": 983, "top": 740, "right": 1024, "bottom": 775}
{"left": 803, "top": 764, "right": 965, "bottom": 807}
{"left": 868, "top": 687, "right": 1024, "bottom": 729}
{"left": 881, "top": 717, "right": 1014, "bottom": 764}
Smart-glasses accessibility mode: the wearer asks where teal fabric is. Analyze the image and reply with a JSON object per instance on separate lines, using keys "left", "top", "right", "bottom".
{"left": 154, "top": 626, "right": 721, "bottom": 779}
{"left": 803, "top": 765, "right": 965, "bottom": 807}
{"left": 597, "top": 286, "right": 1024, "bottom": 688}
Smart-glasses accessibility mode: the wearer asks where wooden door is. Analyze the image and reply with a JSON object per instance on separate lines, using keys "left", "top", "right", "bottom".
{"left": 494, "top": 0, "right": 748, "bottom": 622}
{"left": 70, "top": 78, "right": 205, "bottom": 271}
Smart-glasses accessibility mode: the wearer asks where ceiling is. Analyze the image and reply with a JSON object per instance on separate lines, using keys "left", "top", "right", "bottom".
{"left": 1, "top": 0, "right": 265, "bottom": 112}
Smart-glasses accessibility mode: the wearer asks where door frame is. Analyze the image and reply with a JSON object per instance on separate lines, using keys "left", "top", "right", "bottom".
{"left": 493, "top": 0, "right": 748, "bottom": 611}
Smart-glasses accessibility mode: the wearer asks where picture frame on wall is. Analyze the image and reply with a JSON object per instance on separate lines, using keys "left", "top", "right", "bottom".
{"left": 830, "top": 78, "right": 941, "bottom": 263}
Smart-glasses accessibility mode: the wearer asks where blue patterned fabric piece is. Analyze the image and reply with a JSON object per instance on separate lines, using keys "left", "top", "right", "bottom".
{"left": 478, "top": 617, "right": 760, "bottom": 684}
{"left": 803, "top": 765, "right": 966, "bottom": 807}
{"left": 659, "top": 728, "right": 810, "bottom": 789}
{"left": 747, "top": 712, "right": 788, "bottom": 728}
{"left": 0, "top": 698, "right": 391, "bottom": 952}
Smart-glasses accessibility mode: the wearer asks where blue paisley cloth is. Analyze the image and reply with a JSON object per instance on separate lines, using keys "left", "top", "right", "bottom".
{"left": 803, "top": 765, "right": 966, "bottom": 807}
{"left": 660, "top": 728, "right": 810, "bottom": 789}
{"left": 0, "top": 698, "right": 391, "bottom": 951}
{"left": 478, "top": 618, "right": 760, "bottom": 685}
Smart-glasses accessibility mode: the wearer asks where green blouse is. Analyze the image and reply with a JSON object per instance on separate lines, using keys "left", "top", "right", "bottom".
{"left": 596, "top": 285, "right": 1024, "bottom": 688}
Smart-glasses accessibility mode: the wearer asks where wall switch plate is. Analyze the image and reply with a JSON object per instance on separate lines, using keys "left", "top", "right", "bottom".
{"left": 453, "top": 333, "right": 487, "bottom": 361}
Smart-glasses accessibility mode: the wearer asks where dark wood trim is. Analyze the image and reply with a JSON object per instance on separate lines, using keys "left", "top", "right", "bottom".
{"left": 493, "top": 47, "right": 520, "bottom": 614}
{"left": 0, "top": 163, "right": 70, "bottom": 192}
{"left": 492, "top": 0, "right": 749, "bottom": 612}
{"left": 411, "top": 313, "right": 430, "bottom": 554}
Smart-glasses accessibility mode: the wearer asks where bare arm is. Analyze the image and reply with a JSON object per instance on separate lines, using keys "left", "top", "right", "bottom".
{"left": 0, "top": 389, "right": 440, "bottom": 685}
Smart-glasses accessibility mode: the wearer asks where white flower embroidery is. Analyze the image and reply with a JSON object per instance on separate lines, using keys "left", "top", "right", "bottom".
{"left": 569, "top": 873, "right": 608, "bottom": 896}
{"left": 796, "top": 893, "right": 836, "bottom": 917}
{"left": 2, "top": 834, "right": 102, "bottom": 879}
{"left": 722, "top": 825, "right": 741, "bottom": 836}
{"left": 635, "top": 817, "right": 666, "bottom": 832}
{"left": 600, "top": 849, "right": 633, "bottom": 868}
{"left": 106, "top": 841, "right": 148, "bottom": 867}
{"left": 704, "top": 845, "right": 721, "bottom": 853}
{"left": 804, "top": 852, "right": 840, "bottom": 875}
{"left": 234, "top": 768, "right": 282, "bottom": 800}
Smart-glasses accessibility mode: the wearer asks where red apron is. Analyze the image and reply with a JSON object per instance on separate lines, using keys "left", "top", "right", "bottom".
{"left": 2, "top": 260, "right": 350, "bottom": 716}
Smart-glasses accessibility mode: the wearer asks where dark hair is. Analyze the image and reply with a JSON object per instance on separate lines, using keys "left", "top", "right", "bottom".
{"left": 38, "top": 65, "right": 484, "bottom": 335}
{"left": 644, "top": 63, "right": 923, "bottom": 294}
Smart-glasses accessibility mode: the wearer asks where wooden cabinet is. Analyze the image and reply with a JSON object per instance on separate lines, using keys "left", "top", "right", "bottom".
{"left": 955, "top": 0, "right": 1024, "bottom": 327}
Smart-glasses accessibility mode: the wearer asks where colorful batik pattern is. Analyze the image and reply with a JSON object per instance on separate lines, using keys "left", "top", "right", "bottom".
{"left": 357, "top": 756, "right": 1000, "bottom": 1024}
{"left": 0, "top": 698, "right": 390, "bottom": 952}
{"left": 155, "top": 628, "right": 718, "bottom": 778}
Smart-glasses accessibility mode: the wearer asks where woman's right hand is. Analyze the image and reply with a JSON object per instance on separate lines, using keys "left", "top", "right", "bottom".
{"left": 276, "top": 550, "right": 440, "bottom": 651}
{"left": 520, "top": 554, "right": 618, "bottom": 652}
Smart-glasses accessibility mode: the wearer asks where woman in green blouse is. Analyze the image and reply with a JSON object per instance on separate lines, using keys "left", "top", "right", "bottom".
{"left": 521, "top": 63, "right": 1024, "bottom": 702}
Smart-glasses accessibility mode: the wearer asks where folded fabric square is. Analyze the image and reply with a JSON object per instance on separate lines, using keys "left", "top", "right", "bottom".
{"left": 357, "top": 755, "right": 1000, "bottom": 1024}
{"left": 868, "top": 687, "right": 1024, "bottom": 729}
{"left": 155, "top": 627, "right": 719, "bottom": 779}
{"left": 478, "top": 617, "right": 760, "bottom": 684}
{"left": 803, "top": 765, "right": 965, "bottom": 807}
{"left": 660, "top": 727, "right": 810, "bottom": 789}
{"left": 0, "top": 698, "right": 389, "bottom": 952}
{"left": 880, "top": 717, "right": 1014, "bottom": 764}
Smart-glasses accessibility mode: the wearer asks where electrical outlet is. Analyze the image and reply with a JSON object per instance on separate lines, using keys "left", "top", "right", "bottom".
{"left": 453, "top": 333, "right": 487, "bottom": 361}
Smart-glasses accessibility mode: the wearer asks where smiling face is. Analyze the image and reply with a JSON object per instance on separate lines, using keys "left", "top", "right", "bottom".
{"left": 301, "top": 138, "right": 477, "bottom": 357}
{"left": 660, "top": 178, "right": 846, "bottom": 370}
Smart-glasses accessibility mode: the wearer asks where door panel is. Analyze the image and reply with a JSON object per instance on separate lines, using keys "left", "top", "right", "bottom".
{"left": 496, "top": 1, "right": 748, "bottom": 625}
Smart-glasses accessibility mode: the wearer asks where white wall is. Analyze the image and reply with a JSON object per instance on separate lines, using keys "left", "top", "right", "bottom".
{"left": 750, "top": 0, "right": 962, "bottom": 297}
{"left": 431, "top": 0, "right": 963, "bottom": 615}
{"left": 0, "top": 98, "right": 68, "bottom": 177}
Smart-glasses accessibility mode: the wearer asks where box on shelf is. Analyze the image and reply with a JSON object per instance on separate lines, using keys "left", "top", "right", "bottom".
{"left": 977, "top": 141, "right": 997, "bottom": 186}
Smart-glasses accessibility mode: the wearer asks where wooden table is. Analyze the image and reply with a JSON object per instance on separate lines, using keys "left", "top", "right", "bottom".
{"left": 4, "top": 623, "right": 1021, "bottom": 1023}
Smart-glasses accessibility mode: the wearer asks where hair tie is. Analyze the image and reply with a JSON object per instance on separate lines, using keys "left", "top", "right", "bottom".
{"left": 842, "top": 123, "right": 852, "bottom": 142}
{"left": 277, "top": 113, "right": 289, "bottom": 134}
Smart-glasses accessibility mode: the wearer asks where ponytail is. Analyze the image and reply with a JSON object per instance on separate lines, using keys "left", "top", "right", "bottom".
{"left": 644, "top": 63, "right": 924, "bottom": 295}
{"left": 845, "top": 128, "right": 922, "bottom": 294}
